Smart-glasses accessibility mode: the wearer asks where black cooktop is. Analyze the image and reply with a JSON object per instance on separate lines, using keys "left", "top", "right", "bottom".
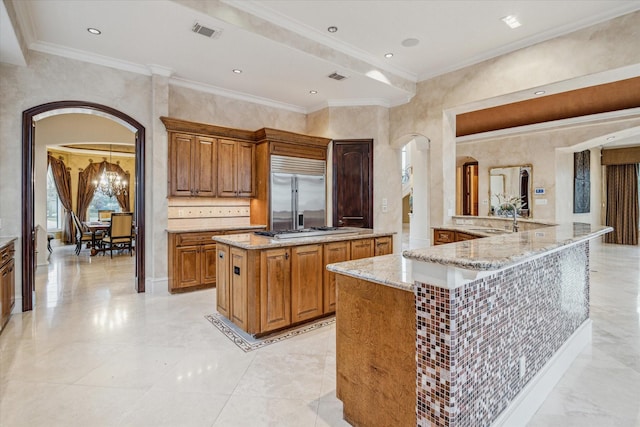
{"left": 254, "top": 226, "right": 340, "bottom": 237}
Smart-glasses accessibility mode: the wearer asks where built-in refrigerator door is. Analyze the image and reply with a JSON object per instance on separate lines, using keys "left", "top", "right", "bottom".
{"left": 295, "top": 174, "right": 326, "bottom": 229}
{"left": 271, "top": 173, "right": 295, "bottom": 231}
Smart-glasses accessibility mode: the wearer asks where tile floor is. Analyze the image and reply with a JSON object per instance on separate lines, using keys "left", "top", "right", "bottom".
{"left": 0, "top": 240, "right": 638, "bottom": 426}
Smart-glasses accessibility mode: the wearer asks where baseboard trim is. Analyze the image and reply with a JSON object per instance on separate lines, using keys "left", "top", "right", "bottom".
{"left": 145, "top": 277, "right": 169, "bottom": 294}
{"left": 492, "top": 319, "right": 592, "bottom": 427}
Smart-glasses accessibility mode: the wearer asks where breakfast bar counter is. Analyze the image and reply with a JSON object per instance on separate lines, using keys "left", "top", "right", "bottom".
{"left": 327, "top": 222, "right": 611, "bottom": 427}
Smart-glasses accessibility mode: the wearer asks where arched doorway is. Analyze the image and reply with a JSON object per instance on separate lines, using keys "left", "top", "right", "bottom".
{"left": 22, "top": 101, "right": 145, "bottom": 311}
{"left": 392, "top": 134, "right": 430, "bottom": 249}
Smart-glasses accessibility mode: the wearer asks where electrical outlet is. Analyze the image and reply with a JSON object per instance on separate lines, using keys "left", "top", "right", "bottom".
{"left": 519, "top": 356, "right": 526, "bottom": 379}
{"left": 178, "top": 209, "right": 184, "bottom": 217}
{"left": 482, "top": 199, "right": 488, "bottom": 205}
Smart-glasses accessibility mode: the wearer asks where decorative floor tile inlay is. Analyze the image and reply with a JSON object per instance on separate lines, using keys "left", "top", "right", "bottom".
{"left": 205, "top": 313, "right": 335, "bottom": 352}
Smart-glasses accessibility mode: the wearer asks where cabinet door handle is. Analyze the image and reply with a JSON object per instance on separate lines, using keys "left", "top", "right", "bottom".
{"left": 284, "top": 252, "right": 289, "bottom": 260}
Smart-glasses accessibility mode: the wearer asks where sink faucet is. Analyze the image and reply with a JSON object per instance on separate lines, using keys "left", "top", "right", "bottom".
{"left": 505, "top": 203, "right": 519, "bottom": 232}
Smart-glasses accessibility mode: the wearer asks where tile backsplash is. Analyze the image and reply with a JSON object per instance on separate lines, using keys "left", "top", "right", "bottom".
{"left": 167, "top": 198, "right": 252, "bottom": 230}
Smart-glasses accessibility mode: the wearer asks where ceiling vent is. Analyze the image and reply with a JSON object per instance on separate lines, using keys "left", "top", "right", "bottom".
{"left": 192, "top": 22, "right": 222, "bottom": 39}
{"left": 328, "top": 72, "right": 347, "bottom": 81}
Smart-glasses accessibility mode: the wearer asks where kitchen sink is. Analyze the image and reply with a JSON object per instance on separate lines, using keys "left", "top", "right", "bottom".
{"left": 468, "top": 228, "right": 510, "bottom": 234}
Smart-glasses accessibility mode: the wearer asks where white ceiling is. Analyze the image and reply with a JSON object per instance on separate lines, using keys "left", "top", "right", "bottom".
{"left": 3, "top": 0, "right": 639, "bottom": 114}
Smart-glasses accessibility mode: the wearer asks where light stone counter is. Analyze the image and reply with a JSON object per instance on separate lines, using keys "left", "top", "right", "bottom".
{"left": 406, "top": 222, "right": 612, "bottom": 272}
{"left": 326, "top": 254, "right": 413, "bottom": 292}
{"left": 212, "top": 228, "right": 394, "bottom": 250}
{"left": 0, "top": 237, "right": 17, "bottom": 250}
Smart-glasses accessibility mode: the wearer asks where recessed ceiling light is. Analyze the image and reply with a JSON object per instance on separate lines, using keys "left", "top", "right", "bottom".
{"left": 606, "top": 136, "right": 616, "bottom": 141}
{"left": 232, "top": 69, "right": 242, "bottom": 74}
{"left": 87, "top": 27, "right": 101, "bottom": 35}
{"left": 309, "top": 90, "right": 318, "bottom": 94}
{"left": 327, "top": 26, "right": 338, "bottom": 33}
{"left": 401, "top": 38, "right": 419, "bottom": 47}
{"left": 384, "top": 53, "right": 394, "bottom": 58}
{"left": 534, "top": 90, "right": 546, "bottom": 95}
{"left": 501, "top": 15, "right": 521, "bottom": 29}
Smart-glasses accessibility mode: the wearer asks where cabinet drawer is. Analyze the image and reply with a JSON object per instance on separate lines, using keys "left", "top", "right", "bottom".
{"left": 0, "top": 242, "right": 15, "bottom": 266}
{"left": 175, "top": 231, "right": 221, "bottom": 246}
{"left": 270, "top": 141, "right": 326, "bottom": 160}
{"left": 434, "top": 229, "right": 455, "bottom": 245}
{"left": 456, "top": 232, "right": 477, "bottom": 241}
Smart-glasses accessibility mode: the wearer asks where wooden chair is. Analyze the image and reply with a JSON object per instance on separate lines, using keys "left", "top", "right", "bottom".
{"left": 98, "top": 210, "right": 114, "bottom": 222}
{"left": 71, "top": 212, "right": 93, "bottom": 255}
{"left": 102, "top": 212, "right": 134, "bottom": 258}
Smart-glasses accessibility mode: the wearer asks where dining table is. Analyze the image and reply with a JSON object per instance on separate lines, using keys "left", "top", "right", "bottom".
{"left": 83, "top": 221, "right": 110, "bottom": 256}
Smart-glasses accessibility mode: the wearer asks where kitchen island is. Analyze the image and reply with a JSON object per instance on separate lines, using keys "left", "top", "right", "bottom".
{"left": 327, "top": 222, "right": 611, "bottom": 427}
{"left": 212, "top": 228, "right": 394, "bottom": 336}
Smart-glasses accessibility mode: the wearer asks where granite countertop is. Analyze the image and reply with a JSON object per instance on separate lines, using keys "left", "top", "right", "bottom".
{"left": 326, "top": 254, "right": 414, "bottom": 292}
{"left": 0, "top": 237, "right": 17, "bottom": 250}
{"left": 166, "top": 225, "right": 266, "bottom": 233}
{"left": 432, "top": 224, "right": 514, "bottom": 238}
{"left": 405, "top": 222, "right": 612, "bottom": 271}
{"left": 212, "top": 228, "right": 394, "bottom": 249}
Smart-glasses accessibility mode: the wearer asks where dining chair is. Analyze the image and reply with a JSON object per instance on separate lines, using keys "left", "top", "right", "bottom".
{"left": 102, "top": 212, "right": 134, "bottom": 258}
{"left": 98, "top": 210, "right": 114, "bottom": 222}
{"left": 71, "top": 211, "right": 93, "bottom": 255}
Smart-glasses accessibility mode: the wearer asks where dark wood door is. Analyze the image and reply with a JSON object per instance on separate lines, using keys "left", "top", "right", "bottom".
{"left": 333, "top": 140, "right": 373, "bottom": 228}
{"left": 462, "top": 162, "right": 478, "bottom": 216}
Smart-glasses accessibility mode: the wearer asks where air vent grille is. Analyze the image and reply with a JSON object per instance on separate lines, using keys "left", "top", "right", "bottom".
{"left": 328, "top": 72, "right": 347, "bottom": 81}
{"left": 192, "top": 22, "right": 222, "bottom": 39}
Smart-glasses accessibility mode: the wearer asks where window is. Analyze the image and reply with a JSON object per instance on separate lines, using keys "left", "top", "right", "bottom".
{"left": 46, "top": 166, "right": 64, "bottom": 231}
{"left": 87, "top": 193, "right": 121, "bottom": 221}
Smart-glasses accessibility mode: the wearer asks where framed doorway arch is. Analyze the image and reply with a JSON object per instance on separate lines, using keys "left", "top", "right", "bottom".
{"left": 22, "top": 100, "right": 146, "bottom": 311}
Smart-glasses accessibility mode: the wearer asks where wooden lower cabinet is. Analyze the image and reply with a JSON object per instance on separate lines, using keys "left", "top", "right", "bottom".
{"left": 1, "top": 241, "right": 16, "bottom": 333}
{"left": 350, "top": 238, "right": 374, "bottom": 260}
{"left": 230, "top": 247, "right": 249, "bottom": 330}
{"left": 260, "top": 248, "right": 291, "bottom": 333}
{"left": 433, "top": 228, "right": 479, "bottom": 245}
{"left": 216, "top": 235, "right": 394, "bottom": 336}
{"left": 291, "top": 244, "right": 324, "bottom": 323}
{"left": 374, "top": 236, "right": 393, "bottom": 256}
{"left": 323, "top": 241, "right": 351, "bottom": 313}
{"left": 168, "top": 228, "right": 262, "bottom": 293}
{"left": 216, "top": 244, "right": 230, "bottom": 318}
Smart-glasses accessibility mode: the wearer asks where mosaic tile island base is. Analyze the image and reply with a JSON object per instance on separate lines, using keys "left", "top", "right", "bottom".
{"left": 327, "top": 222, "right": 612, "bottom": 427}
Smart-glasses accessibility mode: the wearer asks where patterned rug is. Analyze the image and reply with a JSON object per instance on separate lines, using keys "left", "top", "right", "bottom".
{"left": 205, "top": 313, "right": 335, "bottom": 352}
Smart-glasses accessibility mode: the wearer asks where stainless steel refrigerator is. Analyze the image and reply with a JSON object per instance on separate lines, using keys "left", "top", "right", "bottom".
{"left": 270, "top": 155, "right": 326, "bottom": 231}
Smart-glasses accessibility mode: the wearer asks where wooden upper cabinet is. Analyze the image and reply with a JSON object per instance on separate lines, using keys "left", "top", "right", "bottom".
{"left": 169, "top": 133, "right": 195, "bottom": 196}
{"left": 194, "top": 136, "right": 217, "bottom": 197}
{"left": 236, "top": 142, "right": 255, "bottom": 197}
{"left": 217, "top": 139, "right": 237, "bottom": 197}
{"left": 168, "top": 132, "right": 216, "bottom": 197}
{"left": 217, "top": 139, "right": 255, "bottom": 198}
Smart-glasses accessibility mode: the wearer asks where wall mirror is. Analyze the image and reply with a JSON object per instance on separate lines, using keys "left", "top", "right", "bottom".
{"left": 489, "top": 165, "right": 532, "bottom": 218}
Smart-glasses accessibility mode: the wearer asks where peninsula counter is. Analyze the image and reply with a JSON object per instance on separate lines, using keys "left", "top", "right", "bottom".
{"left": 327, "top": 222, "right": 611, "bottom": 427}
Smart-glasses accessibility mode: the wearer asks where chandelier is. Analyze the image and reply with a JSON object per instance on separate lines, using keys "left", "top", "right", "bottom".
{"left": 93, "top": 145, "right": 127, "bottom": 198}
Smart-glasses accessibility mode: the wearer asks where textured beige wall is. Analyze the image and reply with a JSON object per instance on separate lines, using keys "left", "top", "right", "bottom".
{"left": 169, "top": 85, "right": 307, "bottom": 133}
{"left": 456, "top": 118, "right": 640, "bottom": 223}
{"left": 390, "top": 11, "right": 640, "bottom": 230}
